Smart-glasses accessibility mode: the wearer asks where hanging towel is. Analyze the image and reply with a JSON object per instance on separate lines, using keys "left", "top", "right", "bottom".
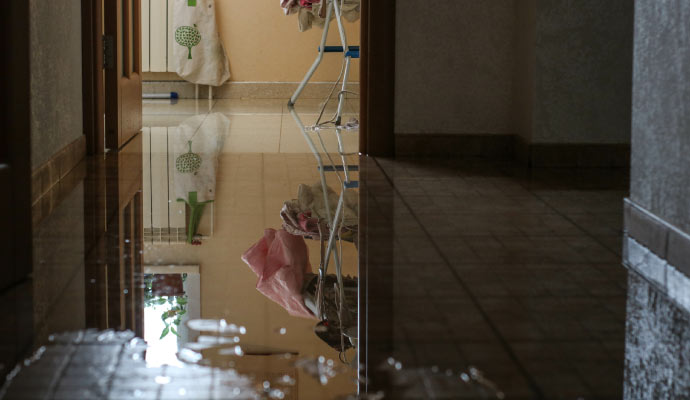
{"left": 295, "top": 0, "right": 360, "bottom": 32}
{"left": 280, "top": 0, "right": 299, "bottom": 15}
{"left": 173, "top": 0, "right": 230, "bottom": 86}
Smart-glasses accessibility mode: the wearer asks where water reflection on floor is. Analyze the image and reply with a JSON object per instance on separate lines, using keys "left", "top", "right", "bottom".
{"left": 8, "top": 98, "right": 633, "bottom": 399}
{"left": 140, "top": 97, "right": 362, "bottom": 399}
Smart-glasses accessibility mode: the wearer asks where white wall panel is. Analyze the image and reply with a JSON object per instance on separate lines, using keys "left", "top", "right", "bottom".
{"left": 141, "top": 0, "right": 150, "bottom": 71}
{"left": 142, "top": 128, "right": 152, "bottom": 228}
{"left": 149, "top": 0, "right": 167, "bottom": 71}
{"left": 168, "top": 127, "right": 186, "bottom": 228}
{"left": 167, "top": 0, "right": 176, "bottom": 72}
{"left": 150, "top": 127, "right": 169, "bottom": 228}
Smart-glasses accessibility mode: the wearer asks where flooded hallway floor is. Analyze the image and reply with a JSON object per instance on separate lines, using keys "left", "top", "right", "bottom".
{"left": 4, "top": 97, "right": 630, "bottom": 399}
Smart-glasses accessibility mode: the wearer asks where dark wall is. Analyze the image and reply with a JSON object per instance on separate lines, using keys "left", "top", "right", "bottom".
{"left": 29, "top": 0, "right": 83, "bottom": 169}
{"left": 625, "top": 274, "right": 690, "bottom": 398}
{"left": 630, "top": 0, "right": 690, "bottom": 234}
{"left": 395, "top": 0, "right": 635, "bottom": 147}
{"left": 395, "top": 0, "right": 516, "bottom": 135}
{"left": 624, "top": 1, "right": 690, "bottom": 397}
{"left": 533, "top": 0, "right": 634, "bottom": 144}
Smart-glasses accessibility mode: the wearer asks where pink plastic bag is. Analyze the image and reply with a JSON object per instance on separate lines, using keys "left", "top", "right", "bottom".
{"left": 241, "top": 228, "right": 316, "bottom": 319}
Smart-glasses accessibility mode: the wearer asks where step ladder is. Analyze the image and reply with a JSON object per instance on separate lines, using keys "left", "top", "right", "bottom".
{"left": 286, "top": 0, "right": 359, "bottom": 323}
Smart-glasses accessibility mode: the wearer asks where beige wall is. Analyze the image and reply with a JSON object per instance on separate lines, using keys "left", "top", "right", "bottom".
{"left": 215, "top": 1, "right": 360, "bottom": 82}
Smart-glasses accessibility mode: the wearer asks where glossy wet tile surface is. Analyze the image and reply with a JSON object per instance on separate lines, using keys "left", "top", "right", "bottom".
{"left": 360, "top": 158, "right": 628, "bottom": 399}
{"left": 7, "top": 98, "right": 633, "bottom": 399}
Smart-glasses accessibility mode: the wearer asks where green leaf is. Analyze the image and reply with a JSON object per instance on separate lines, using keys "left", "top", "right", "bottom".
{"left": 161, "top": 311, "right": 169, "bottom": 321}
{"left": 171, "top": 326, "right": 179, "bottom": 336}
{"left": 160, "top": 326, "right": 170, "bottom": 339}
{"left": 156, "top": 298, "right": 167, "bottom": 305}
{"left": 177, "top": 297, "right": 188, "bottom": 305}
{"left": 179, "top": 309, "right": 187, "bottom": 316}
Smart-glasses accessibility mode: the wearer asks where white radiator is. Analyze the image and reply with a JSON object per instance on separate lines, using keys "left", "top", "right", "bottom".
{"left": 142, "top": 127, "right": 214, "bottom": 243}
{"left": 141, "top": 0, "right": 176, "bottom": 72}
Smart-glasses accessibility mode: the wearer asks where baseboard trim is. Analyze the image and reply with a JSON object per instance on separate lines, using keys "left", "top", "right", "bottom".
{"left": 395, "top": 133, "right": 630, "bottom": 167}
{"left": 395, "top": 133, "right": 515, "bottom": 158}
{"left": 625, "top": 199, "right": 690, "bottom": 280}
{"left": 142, "top": 81, "right": 360, "bottom": 99}
{"left": 522, "top": 141, "right": 630, "bottom": 167}
{"left": 31, "top": 135, "right": 86, "bottom": 227}
{"left": 624, "top": 198, "right": 690, "bottom": 315}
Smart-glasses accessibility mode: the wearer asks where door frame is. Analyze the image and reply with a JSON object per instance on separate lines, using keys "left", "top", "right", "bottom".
{"left": 82, "top": 0, "right": 105, "bottom": 156}
{"left": 359, "top": 0, "right": 396, "bottom": 157}
{"left": 84, "top": 0, "right": 143, "bottom": 154}
{"left": 104, "top": 0, "right": 143, "bottom": 151}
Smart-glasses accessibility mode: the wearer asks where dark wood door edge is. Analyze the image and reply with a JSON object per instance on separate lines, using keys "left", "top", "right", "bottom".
{"left": 82, "top": 0, "right": 104, "bottom": 156}
{"left": 361, "top": 0, "right": 395, "bottom": 157}
{"left": 359, "top": 0, "right": 368, "bottom": 155}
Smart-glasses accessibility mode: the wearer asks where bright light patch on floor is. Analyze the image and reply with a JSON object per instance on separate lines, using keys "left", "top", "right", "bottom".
{"left": 144, "top": 303, "right": 183, "bottom": 367}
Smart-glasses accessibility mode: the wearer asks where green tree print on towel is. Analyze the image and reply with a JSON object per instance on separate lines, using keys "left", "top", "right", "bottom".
{"left": 177, "top": 192, "right": 213, "bottom": 244}
{"left": 176, "top": 141, "right": 201, "bottom": 174}
{"left": 175, "top": 24, "right": 201, "bottom": 60}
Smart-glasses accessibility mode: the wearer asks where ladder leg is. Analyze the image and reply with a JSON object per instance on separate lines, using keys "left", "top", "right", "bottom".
{"left": 332, "top": 0, "right": 351, "bottom": 126}
{"left": 289, "top": 1, "right": 334, "bottom": 105}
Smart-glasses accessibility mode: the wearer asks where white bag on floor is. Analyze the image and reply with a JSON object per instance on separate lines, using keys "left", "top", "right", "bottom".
{"left": 173, "top": 0, "right": 230, "bottom": 86}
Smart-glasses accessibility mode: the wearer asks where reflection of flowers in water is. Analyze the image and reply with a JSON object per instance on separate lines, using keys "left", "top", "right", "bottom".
{"left": 144, "top": 274, "right": 189, "bottom": 338}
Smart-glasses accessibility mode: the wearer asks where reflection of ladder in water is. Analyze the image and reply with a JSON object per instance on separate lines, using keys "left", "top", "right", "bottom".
{"left": 286, "top": 0, "right": 359, "bottom": 323}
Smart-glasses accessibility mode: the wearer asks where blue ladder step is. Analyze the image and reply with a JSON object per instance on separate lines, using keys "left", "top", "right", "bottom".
{"left": 318, "top": 165, "right": 359, "bottom": 172}
{"left": 344, "top": 181, "right": 359, "bottom": 189}
{"left": 318, "top": 46, "right": 360, "bottom": 58}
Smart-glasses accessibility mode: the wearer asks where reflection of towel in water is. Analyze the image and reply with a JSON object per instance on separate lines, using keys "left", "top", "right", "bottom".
{"left": 241, "top": 229, "right": 316, "bottom": 320}
{"left": 280, "top": 202, "right": 357, "bottom": 242}
{"left": 295, "top": 182, "right": 358, "bottom": 226}
{"left": 173, "top": 113, "right": 229, "bottom": 202}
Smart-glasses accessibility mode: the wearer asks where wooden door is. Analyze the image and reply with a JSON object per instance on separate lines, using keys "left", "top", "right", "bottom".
{"left": 88, "top": 0, "right": 144, "bottom": 334}
{"left": 105, "top": 0, "right": 143, "bottom": 151}
{"left": 106, "top": 133, "right": 145, "bottom": 333}
{"left": 84, "top": 135, "right": 144, "bottom": 336}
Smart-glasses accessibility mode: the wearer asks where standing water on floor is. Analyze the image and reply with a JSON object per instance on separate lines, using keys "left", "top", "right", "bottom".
{"left": 6, "top": 96, "right": 511, "bottom": 399}
{"left": 9, "top": 94, "right": 639, "bottom": 399}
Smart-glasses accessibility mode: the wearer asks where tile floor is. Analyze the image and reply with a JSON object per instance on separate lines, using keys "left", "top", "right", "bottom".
{"left": 361, "top": 158, "right": 628, "bottom": 399}
{"left": 142, "top": 98, "right": 360, "bottom": 154}
{"left": 5, "top": 97, "right": 634, "bottom": 399}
